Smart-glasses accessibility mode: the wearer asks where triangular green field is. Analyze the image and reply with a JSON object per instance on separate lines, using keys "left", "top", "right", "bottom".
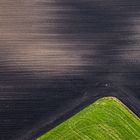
{"left": 37, "top": 97, "right": 140, "bottom": 140}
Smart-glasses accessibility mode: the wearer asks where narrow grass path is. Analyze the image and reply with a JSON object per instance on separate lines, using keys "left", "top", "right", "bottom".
{"left": 37, "top": 97, "right": 140, "bottom": 140}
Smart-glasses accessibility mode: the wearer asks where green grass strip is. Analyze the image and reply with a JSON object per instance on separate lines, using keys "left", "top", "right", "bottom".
{"left": 37, "top": 97, "right": 140, "bottom": 140}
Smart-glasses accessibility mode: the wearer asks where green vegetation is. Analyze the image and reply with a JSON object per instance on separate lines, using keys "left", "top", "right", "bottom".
{"left": 37, "top": 97, "right": 140, "bottom": 140}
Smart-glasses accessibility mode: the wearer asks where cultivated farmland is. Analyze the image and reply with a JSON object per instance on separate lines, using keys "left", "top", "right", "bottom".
{"left": 37, "top": 97, "right": 140, "bottom": 140}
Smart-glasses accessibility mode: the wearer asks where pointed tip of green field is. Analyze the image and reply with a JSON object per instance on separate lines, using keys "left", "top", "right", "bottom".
{"left": 37, "top": 97, "right": 140, "bottom": 140}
